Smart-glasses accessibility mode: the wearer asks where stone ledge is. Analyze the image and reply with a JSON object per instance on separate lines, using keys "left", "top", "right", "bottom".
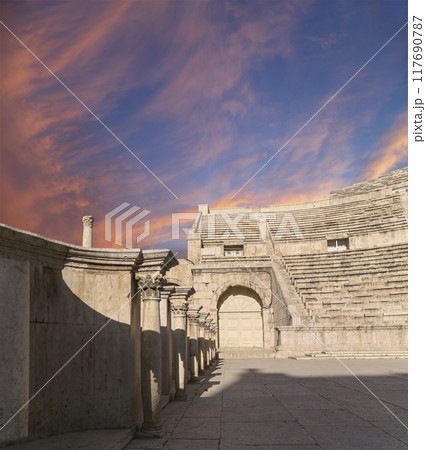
{"left": 0, "top": 223, "right": 178, "bottom": 272}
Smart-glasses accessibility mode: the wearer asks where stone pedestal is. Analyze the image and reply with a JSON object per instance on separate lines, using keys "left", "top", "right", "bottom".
{"left": 187, "top": 306, "right": 203, "bottom": 382}
{"left": 82, "top": 216, "right": 94, "bottom": 247}
{"left": 138, "top": 274, "right": 165, "bottom": 437}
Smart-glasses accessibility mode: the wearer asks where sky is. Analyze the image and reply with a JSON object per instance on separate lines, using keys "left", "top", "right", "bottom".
{"left": 0, "top": 0, "right": 408, "bottom": 257}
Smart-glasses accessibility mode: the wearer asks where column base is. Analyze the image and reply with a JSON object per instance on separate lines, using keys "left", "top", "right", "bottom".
{"left": 174, "top": 392, "right": 188, "bottom": 401}
{"left": 137, "top": 423, "right": 163, "bottom": 438}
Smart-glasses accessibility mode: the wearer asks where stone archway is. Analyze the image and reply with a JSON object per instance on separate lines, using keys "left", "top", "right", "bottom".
{"left": 217, "top": 286, "right": 263, "bottom": 348}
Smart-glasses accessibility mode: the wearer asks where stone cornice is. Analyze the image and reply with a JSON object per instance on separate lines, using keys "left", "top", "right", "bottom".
{"left": 198, "top": 312, "right": 210, "bottom": 326}
{"left": 191, "top": 261, "right": 272, "bottom": 273}
{"left": 187, "top": 305, "right": 203, "bottom": 323}
{"left": 133, "top": 249, "right": 178, "bottom": 274}
{"left": 0, "top": 223, "right": 178, "bottom": 272}
{"left": 160, "top": 285, "right": 175, "bottom": 301}
{"left": 0, "top": 223, "right": 70, "bottom": 268}
{"left": 169, "top": 286, "right": 195, "bottom": 301}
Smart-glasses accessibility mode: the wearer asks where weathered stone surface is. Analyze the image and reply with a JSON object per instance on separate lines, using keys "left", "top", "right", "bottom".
{"left": 0, "top": 224, "right": 180, "bottom": 445}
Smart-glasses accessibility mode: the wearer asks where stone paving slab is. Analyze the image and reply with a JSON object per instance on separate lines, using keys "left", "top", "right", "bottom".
{"left": 303, "top": 425, "right": 405, "bottom": 449}
{"left": 221, "top": 421, "right": 315, "bottom": 446}
{"left": 125, "top": 358, "right": 408, "bottom": 449}
{"left": 4, "top": 428, "right": 135, "bottom": 450}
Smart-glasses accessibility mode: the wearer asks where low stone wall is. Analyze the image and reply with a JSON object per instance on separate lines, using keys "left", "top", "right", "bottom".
{"left": 0, "top": 224, "right": 179, "bottom": 446}
{"left": 276, "top": 325, "right": 408, "bottom": 357}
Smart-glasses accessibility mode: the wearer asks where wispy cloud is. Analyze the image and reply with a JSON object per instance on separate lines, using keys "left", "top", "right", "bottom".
{"left": 0, "top": 0, "right": 407, "bottom": 251}
{"left": 361, "top": 112, "right": 408, "bottom": 181}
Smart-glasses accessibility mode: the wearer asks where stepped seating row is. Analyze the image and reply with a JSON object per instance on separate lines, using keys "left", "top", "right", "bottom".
{"left": 284, "top": 242, "right": 407, "bottom": 263}
{"left": 282, "top": 244, "right": 408, "bottom": 326}
{"left": 330, "top": 167, "right": 407, "bottom": 198}
{"left": 198, "top": 214, "right": 263, "bottom": 242}
{"left": 267, "top": 195, "right": 407, "bottom": 242}
{"left": 196, "top": 194, "right": 406, "bottom": 244}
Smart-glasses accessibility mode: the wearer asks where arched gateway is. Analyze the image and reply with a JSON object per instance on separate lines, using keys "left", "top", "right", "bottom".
{"left": 217, "top": 286, "right": 263, "bottom": 348}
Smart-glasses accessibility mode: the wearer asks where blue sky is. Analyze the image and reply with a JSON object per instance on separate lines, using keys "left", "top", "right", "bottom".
{"left": 0, "top": 0, "right": 408, "bottom": 255}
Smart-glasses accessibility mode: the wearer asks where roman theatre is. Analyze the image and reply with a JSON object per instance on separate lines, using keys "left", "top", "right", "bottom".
{"left": 0, "top": 167, "right": 408, "bottom": 445}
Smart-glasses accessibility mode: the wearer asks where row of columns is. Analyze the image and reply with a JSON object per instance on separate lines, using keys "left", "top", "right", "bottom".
{"left": 136, "top": 273, "right": 217, "bottom": 437}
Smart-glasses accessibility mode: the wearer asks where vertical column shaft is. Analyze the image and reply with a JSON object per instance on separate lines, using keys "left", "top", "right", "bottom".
{"left": 198, "top": 312, "right": 210, "bottom": 370}
{"left": 137, "top": 274, "right": 165, "bottom": 437}
{"left": 159, "top": 286, "right": 175, "bottom": 400}
{"left": 187, "top": 306, "right": 203, "bottom": 382}
{"left": 82, "top": 216, "right": 94, "bottom": 247}
{"left": 170, "top": 299, "right": 189, "bottom": 400}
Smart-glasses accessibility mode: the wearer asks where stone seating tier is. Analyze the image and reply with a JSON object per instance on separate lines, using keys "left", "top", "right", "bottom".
{"left": 198, "top": 215, "right": 263, "bottom": 242}
{"left": 196, "top": 194, "right": 406, "bottom": 243}
{"left": 267, "top": 194, "right": 406, "bottom": 242}
{"left": 329, "top": 167, "right": 407, "bottom": 198}
{"left": 281, "top": 244, "right": 408, "bottom": 326}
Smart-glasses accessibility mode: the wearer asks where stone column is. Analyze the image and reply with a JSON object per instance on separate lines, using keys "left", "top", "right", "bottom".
{"left": 137, "top": 273, "right": 165, "bottom": 437}
{"left": 205, "top": 318, "right": 214, "bottom": 367}
{"left": 208, "top": 322, "right": 215, "bottom": 363}
{"left": 205, "top": 322, "right": 211, "bottom": 366}
{"left": 82, "top": 216, "right": 94, "bottom": 247}
{"left": 187, "top": 306, "right": 203, "bottom": 382}
{"left": 160, "top": 286, "right": 175, "bottom": 401}
{"left": 198, "top": 312, "right": 210, "bottom": 370}
{"left": 197, "top": 315, "right": 206, "bottom": 375}
{"left": 212, "top": 325, "right": 218, "bottom": 360}
{"left": 170, "top": 287, "right": 193, "bottom": 400}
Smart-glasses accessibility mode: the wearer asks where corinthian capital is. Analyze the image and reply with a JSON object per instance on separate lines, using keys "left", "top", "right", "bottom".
{"left": 136, "top": 274, "right": 166, "bottom": 298}
{"left": 82, "top": 216, "right": 94, "bottom": 227}
{"left": 170, "top": 299, "right": 189, "bottom": 317}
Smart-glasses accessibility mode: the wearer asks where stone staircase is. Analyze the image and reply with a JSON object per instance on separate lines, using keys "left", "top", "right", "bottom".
{"left": 281, "top": 244, "right": 408, "bottom": 326}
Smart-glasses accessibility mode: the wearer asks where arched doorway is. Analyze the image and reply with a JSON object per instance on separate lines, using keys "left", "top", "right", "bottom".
{"left": 218, "top": 286, "right": 263, "bottom": 348}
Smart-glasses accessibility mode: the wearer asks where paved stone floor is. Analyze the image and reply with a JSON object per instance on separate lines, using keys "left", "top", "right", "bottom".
{"left": 126, "top": 358, "right": 408, "bottom": 450}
